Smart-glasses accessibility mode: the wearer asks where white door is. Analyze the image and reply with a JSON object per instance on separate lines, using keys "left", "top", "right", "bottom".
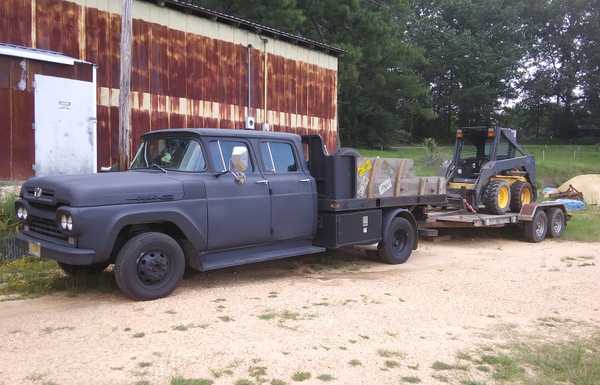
{"left": 34, "top": 74, "right": 97, "bottom": 176}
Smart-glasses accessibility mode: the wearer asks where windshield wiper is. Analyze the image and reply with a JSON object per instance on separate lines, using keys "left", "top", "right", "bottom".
{"left": 150, "top": 163, "right": 168, "bottom": 174}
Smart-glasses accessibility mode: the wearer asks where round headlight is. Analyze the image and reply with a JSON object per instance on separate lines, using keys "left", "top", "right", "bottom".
{"left": 22, "top": 208, "right": 28, "bottom": 220}
{"left": 60, "top": 214, "right": 68, "bottom": 230}
{"left": 67, "top": 216, "right": 73, "bottom": 231}
{"left": 17, "top": 207, "right": 24, "bottom": 219}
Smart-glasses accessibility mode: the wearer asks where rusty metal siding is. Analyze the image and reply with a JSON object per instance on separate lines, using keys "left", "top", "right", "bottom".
{"left": 0, "top": 0, "right": 31, "bottom": 46}
{"left": 0, "top": 0, "right": 338, "bottom": 178}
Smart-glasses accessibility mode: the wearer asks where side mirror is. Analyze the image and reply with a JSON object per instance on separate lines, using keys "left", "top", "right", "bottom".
{"left": 230, "top": 146, "right": 249, "bottom": 172}
{"left": 229, "top": 146, "right": 249, "bottom": 184}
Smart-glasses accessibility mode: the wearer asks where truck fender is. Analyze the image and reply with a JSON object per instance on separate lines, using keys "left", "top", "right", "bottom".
{"left": 107, "top": 209, "right": 206, "bottom": 257}
{"left": 381, "top": 208, "right": 418, "bottom": 250}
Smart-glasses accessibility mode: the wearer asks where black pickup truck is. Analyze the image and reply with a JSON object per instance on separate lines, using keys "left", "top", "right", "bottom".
{"left": 15, "top": 128, "right": 445, "bottom": 300}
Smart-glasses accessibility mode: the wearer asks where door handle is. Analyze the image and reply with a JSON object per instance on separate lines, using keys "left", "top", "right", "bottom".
{"left": 298, "top": 178, "right": 311, "bottom": 183}
{"left": 256, "top": 180, "right": 269, "bottom": 184}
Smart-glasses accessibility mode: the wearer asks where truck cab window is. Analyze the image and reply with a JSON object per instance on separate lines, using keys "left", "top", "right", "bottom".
{"left": 260, "top": 142, "right": 298, "bottom": 173}
{"left": 209, "top": 140, "right": 253, "bottom": 172}
{"left": 131, "top": 137, "right": 206, "bottom": 172}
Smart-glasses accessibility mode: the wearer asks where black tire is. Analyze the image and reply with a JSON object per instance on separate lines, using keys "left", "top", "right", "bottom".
{"left": 510, "top": 181, "right": 534, "bottom": 213}
{"left": 336, "top": 147, "right": 361, "bottom": 157}
{"left": 378, "top": 217, "right": 416, "bottom": 264}
{"left": 524, "top": 209, "right": 548, "bottom": 243}
{"left": 547, "top": 208, "right": 565, "bottom": 238}
{"left": 114, "top": 232, "right": 185, "bottom": 301}
{"left": 482, "top": 180, "right": 511, "bottom": 214}
{"left": 58, "top": 261, "right": 110, "bottom": 276}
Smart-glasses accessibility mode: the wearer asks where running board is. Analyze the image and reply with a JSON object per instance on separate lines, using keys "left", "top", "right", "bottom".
{"left": 195, "top": 241, "right": 326, "bottom": 271}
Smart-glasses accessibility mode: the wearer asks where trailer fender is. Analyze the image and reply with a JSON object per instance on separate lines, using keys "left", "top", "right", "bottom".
{"left": 382, "top": 208, "right": 418, "bottom": 250}
{"left": 518, "top": 202, "right": 570, "bottom": 222}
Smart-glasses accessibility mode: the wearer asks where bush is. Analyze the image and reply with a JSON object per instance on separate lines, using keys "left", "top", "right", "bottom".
{"left": 423, "top": 137, "right": 440, "bottom": 165}
{"left": 0, "top": 193, "right": 18, "bottom": 236}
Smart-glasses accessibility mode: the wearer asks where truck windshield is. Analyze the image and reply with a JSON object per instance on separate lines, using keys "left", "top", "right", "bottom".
{"left": 130, "top": 137, "right": 206, "bottom": 172}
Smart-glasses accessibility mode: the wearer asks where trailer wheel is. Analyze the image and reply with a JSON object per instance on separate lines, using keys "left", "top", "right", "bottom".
{"left": 547, "top": 208, "right": 565, "bottom": 238}
{"left": 524, "top": 209, "right": 548, "bottom": 243}
{"left": 114, "top": 232, "right": 185, "bottom": 301}
{"left": 482, "top": 180, "right": 511, "bottom": 214}
{"left": 378, "top": 217, "right": 416, "bottom": 264}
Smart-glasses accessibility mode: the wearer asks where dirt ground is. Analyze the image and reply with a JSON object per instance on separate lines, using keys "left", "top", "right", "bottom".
{"left": 1, "top": 238, "right": 599, "bottom": 385}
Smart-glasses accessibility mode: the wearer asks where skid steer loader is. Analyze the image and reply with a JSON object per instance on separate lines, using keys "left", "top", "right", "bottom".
{"left": 442, "top": 126, "right": 536, "bottom": 215}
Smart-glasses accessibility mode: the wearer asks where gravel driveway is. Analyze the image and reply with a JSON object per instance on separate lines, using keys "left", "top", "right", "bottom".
{"left": 1, "top": 238, "right": 599, "bottom": 385}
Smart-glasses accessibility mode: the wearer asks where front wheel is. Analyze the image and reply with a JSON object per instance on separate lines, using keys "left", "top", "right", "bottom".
{"left": 378, "top": 217, "right": 416, "bottom": 264}
{"left": 58, "top": 261, "right": 110, "bottom": 276}
{"left": 114, "top": 232, "right": 185, "bottom": 301}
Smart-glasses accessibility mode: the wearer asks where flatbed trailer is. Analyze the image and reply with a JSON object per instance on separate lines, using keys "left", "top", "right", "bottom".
{"left": 421, "top": 201, "right": 570, "bottom": 242}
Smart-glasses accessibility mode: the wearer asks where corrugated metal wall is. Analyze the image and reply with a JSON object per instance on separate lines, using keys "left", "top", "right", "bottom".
{"left": 0, "top": 0, "right": 338, "bottom": 176}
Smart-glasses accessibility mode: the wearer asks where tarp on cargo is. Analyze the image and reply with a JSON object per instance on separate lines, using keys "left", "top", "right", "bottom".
{"left": 558, "top": 174, "right": 600, "bottom": 205}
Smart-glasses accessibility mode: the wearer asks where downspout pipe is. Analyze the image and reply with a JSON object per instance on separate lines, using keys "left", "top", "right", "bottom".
{"left": 247, "top": 44, "right": 252, "bottom": 114}
{"left": 261, "top": 37, "right": 269, "bottom": 130}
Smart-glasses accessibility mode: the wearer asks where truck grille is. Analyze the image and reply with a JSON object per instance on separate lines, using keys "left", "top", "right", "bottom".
{"left": 26, "top": 187, "right": 55, "bottom": 198}
{"left": 29, "top": 215, "right": 67, "bottom": 241}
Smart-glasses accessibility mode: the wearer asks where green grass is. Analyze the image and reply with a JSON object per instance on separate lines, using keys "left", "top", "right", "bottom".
{"left": 0, "top": 257, "right": 116, "bottom": 299}
{"left": 400, "top": 376, "right": 422, "bottom": 383}
{"left": 475, "top": 334, "right": 600, "bottom": 385}
{"left": 170, "top": 377, "right": 214, "bottom": 385}
{"left": 562, "top": 209, "right": 600, "bottom": 242}
{"left": 480, "top": 354, "right": 522, "bottom": 380}
{"left": 348, "top": 359, "right": 362, "bottom": 367}
{"left": 316, "top": 374, "right": 335, "bottom": 382}
{"left": 291, "top": 372, "right": 311, "bottom": 382}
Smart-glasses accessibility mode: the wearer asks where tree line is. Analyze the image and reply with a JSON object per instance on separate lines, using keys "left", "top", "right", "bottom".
{"left": 193, "top": 0, "right": 600, "bottom": 146}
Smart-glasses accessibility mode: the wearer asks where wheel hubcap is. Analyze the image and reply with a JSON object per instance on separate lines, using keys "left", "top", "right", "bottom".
{"left": 498, "top": 186, "right": 509, "bottom": 208}
{"left": 535, "top": 219, "right": 545, "bottom": 238}
{"left": 137, "top": 250, "right": 169, "bottom": 285}
{"left": 392, "top": 230, "right": 408, "bottom": 253}
{"left": 521, "top": 187, "right": 532, "bottom": 204}
{"left": 553, "top": 214, "right": 563, "bottom": 234}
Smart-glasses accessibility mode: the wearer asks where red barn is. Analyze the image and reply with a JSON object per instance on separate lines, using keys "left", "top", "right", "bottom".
{"left": 0, "top": 0, "right": 341, "bottom": 180}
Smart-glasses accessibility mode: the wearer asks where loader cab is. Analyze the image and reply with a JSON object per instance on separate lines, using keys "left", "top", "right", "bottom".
{"left": 447, "top": 126, "right": 525, "bottom": 183}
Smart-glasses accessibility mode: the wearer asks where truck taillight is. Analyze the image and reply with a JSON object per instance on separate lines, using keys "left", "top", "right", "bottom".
{"left": 456, "top": 129, "right": 463, "bottom": 139}
{"left": 487, "top": 128, "right": 495, "bottom": 138}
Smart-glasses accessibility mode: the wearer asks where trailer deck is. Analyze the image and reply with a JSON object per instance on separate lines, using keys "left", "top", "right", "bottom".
{"left": 425, "top": 210, "right": 520, "bottom": 227}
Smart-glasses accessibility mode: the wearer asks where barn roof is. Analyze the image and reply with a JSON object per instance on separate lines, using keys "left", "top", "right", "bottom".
{"left": 0, "top": 43, "right": 91, "bottom": 65}
{"left": 147, "top": 0, "right": 345, "bottom": 57}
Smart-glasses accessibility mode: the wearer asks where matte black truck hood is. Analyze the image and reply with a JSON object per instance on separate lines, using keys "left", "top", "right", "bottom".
{"left": 22, "top": 171, "right": 185, "bottom": 207}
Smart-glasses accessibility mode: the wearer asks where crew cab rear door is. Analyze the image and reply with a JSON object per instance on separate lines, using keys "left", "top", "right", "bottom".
{"left": 204, "top": 138, "right": 271, "bottom": 250}
{"left": 258, "top": 140, "right": 316, "bottom": 241}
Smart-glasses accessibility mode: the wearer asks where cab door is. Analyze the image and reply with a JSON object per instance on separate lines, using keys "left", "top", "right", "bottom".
{"left": 204, "top": 138, "right": 271, "bottom": 250}
{"left": 258, "top": 140, "right": 316, "bottom": 241}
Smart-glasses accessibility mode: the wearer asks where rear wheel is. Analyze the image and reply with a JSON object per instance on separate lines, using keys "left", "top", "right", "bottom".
{"left": 378, "top": 217, "right": 416, "bottom": 264}
{"left": 58, "top": 261, "right": 110, "bottom": 276}
{"left": 482, "top": 180, "right": 511, "bottom": 214}
{"left": 114, "top": 232, "right": 185, "bottom": 301}
{"left": 510, "top": 181, "right": 534, "bottom": 213}
{"left": 524, "top": 209, "right": 548, "bottom": 243}
{"left": 547, "top": 208, "right": 565, "bottom": 238}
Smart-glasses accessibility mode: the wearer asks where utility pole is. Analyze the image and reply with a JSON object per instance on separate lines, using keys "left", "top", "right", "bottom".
{"left": 118, "top": 0, "right": 133, "bottom": 170}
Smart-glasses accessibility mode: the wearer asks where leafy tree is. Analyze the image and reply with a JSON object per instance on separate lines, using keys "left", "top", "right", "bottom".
{"left": 190, "top": 0, "right": 432, "bottom": 148}
{"left": 408, "top": 0, "right": 527, "bottom": 140}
